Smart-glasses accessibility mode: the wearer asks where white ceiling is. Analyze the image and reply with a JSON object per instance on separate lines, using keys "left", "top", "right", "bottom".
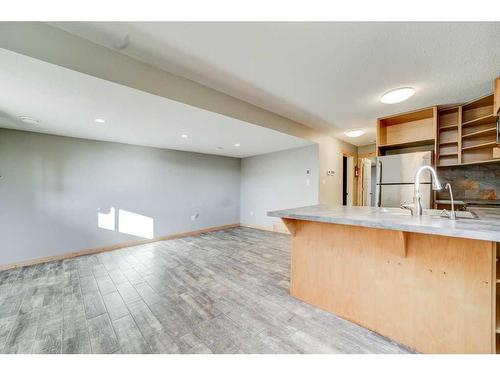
{"left": 52, "top": 22, "right": 500, "bottom": 146}
{"left": 0, "top": 48, "right": 311, "bottom": 158}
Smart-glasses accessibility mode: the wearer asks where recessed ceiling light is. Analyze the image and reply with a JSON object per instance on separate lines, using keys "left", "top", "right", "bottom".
{"left": 380, "top": 87, "right": 415, "bottom": 104}
{"left": 18, "top": 116, "right": 39, "bottom": 125}
{"left": 95, "top": 118, "right": 105, "bottom": 123}
{"left": 181, "top": 134, "right": 188, "bottom": 138}
{"left": 234, "top": 143, "right": 240, "bottom": 147}
{"left": 344, "top": 129, "right": 365, "bottom": 138}
{"left": 216, "top": 146, "right": 223, "bottom": 150}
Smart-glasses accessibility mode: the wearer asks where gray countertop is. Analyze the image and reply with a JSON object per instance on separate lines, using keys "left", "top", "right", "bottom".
{"left": 268, "top": 205, "right": 500, "bottom": 242}
{"left": 436, "top": 199, "right": 500, "bottom": 206}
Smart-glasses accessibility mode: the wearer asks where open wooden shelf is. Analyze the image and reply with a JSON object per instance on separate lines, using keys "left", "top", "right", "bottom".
{"left": 493, "top": 77, "right": 500, "bottom": 114}
{"left": 459, "top": 96, "right": 498, "bottom": 164}
{"left": 438, "top": 106, "right": 459, "bottom": 126}
{"left": 495, "top": 77, "right": 500, "bottom": 115}
{"left": 438, "top": 161, "right": 458, "bottom": 167}
{"left": 376, "top": 80, "right": 499, "bottom": 168}
{"left": 440, "top": 132, "right": 458, "bottom": 144}
{"left": 439, "top": 124, "right": 458, "bottom": 131}
{"left": 462, "top": 127, "right": 497, "bottom": 139}
{"left": 437, "top": 106, "right": 460, "bottom": 167}
{"left": 378, "top": 138, "right": 435, "bottom": 150}
{"left": 437, "top": 148, "right": 459, "bottom": 166}
{"left": 439, "top": 105, "right": 460, "bottom": 113}
{"left": 377, "top": 107, "right": 436, "bottom": 156}
{"left": 438, "top": 158, "right": 500, "bottom": 167}
{"left": 461, "top": 159, "right": 499, "bottom": 166}
{"left": 463, "top": 94, "right": 494, "bottom": 108}
{"left": 462, "top": 94, "right": 494, "bottom": 123}
{"left": 462, "top": 114, "right": 498, "bottom": 127}
{"left": 462, "top": 141, "right": 498, "bottom": 152}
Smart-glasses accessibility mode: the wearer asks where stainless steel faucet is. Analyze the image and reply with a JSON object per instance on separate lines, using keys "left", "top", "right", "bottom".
{"left": 400, "top": 200, "right": 414, "bottom": 215}
{"left": 440, "top": 183, "right": 457, "bottom": 220}
{"left": 414, "top": 165, "right": 442, "bottom": 216}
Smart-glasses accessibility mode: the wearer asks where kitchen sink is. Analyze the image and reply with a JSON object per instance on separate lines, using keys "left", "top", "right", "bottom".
{"left": 379, "top": 207, "right": 411, "bottom": 215}
{"left": 378, "top": 207, "right": 477, "bottom": 219}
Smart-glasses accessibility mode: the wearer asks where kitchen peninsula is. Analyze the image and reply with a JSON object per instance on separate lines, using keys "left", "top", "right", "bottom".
{"left": 268, "top": 205, "right": 500, "bottom": 354}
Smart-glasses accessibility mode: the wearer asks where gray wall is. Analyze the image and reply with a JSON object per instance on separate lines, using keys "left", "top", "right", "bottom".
{"left": 240, "top": 145, "right": 319, "bottom": 230}
{"left": 0, "top": 129, "right": 240, "bottom": 264}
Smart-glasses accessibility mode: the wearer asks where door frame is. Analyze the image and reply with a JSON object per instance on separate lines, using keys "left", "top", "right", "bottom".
{"left": 356, "top": 152, "right": 376, "bottom": 206}
{"left": 341, "top": 149, "right": 357, "bottom": 206}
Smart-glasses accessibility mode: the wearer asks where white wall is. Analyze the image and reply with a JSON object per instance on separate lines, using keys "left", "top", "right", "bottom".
{"left": 0, "top": 129, "right": 240, "bottom": 265}
{"left": 358, "top": 144, "right": 376, "bottom": 155}
{"left": 314, "top": 135, "right": 358, "bottom": 205}
{"left": 240, "top": 145, "right": 319, "bottom": 230}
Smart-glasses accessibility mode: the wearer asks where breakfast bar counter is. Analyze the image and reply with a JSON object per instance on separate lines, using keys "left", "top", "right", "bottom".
{"left": 268, "top": 205, "right": 500, "bottom": 354}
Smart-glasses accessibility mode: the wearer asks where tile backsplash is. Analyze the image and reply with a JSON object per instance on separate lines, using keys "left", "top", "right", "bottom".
{"left": 437, "top": 163, "right": 500, "bottom": 201}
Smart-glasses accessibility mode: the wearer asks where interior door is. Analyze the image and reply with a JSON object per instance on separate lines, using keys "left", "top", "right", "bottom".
{"left": 361, "top": 158, "right": 372, "bottom": 206}
{"left": 347, "top": 157, "right": 354, "bottom": 206}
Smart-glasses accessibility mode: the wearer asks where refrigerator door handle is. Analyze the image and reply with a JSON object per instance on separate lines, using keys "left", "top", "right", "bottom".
{"left": 377, "top": 160, "right": 382, "bottom": 207}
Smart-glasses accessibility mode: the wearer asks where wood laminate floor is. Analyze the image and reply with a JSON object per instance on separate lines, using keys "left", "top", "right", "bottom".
{"left": 0, "top": 227, "right": 412, "bottom": 354}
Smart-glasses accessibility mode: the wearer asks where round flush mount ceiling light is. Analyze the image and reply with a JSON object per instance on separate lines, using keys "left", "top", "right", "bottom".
{"left": 18, "top": 116, "right": 39, "bottom": 125}
{"left": 234, "top": 143, "right": 240, "bottom": 147}
{"left": 95, "top": 118, "right": 105, "bottom": 124}
{"left": 380, "top": 87, "right": 415, "bottom": 104}
{"left": 344, "top": 129, "right": 365, "bottom": 138}
{"left": 181, "top": 134, "right": 188, "bottom": 138}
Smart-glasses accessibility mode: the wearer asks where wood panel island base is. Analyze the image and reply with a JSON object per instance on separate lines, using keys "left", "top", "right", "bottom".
{"left": 268, "top": 206, "right": 500, "bottom": 354}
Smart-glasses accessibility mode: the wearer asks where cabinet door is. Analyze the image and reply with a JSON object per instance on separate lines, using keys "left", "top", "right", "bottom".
{"left": 494, "top": 77, "right": 500, "bottom": 115}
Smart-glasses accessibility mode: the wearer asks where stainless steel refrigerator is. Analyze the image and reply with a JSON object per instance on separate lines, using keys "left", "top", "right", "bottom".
{"left": 376, "top": 151, "right": 434, "bottom": 208}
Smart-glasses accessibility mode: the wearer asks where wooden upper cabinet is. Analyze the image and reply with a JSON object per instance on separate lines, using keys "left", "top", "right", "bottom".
{"left": 494, "top": 77, "right": 500, "bottom": 115}
{"left": 376, "top": 77, "right": 500, "bottom": 166}
{"left": 376, "top": 107, "right": 436, "bottom": 156}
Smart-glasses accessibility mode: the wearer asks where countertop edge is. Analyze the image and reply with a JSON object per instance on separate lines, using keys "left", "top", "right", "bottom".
{"left": 268, "top": 209, "right": 500, "bottom": 243}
